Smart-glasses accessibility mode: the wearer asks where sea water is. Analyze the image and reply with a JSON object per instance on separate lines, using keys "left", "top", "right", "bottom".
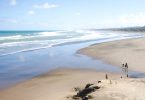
{"left": 0, "top": 30, "right": 142, "bottom": 56}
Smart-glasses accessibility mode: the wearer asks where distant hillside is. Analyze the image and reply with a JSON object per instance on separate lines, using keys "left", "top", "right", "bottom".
{"left": 94, "top": 26, "right": 145, "bottom": 32}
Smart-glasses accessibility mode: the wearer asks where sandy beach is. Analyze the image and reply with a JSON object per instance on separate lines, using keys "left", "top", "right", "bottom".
{"left": 0, "top": 68, "right": 120, "bottom": 100}
{"left": 80, "top": 37, "right": 145, "bottom": 73}
{"left": 1, "top": 37, "right": 145, "bottom": 100}
{"left": 0, "top": 68, "right": 145, "bottom": 100}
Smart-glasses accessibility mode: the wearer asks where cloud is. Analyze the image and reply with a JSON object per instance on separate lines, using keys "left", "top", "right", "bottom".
{"left": 10, "top": 0, "right": 17, "bottom": 6}
{"left": 76, "top": 12, "right": 81, "bottom": 16}
{"left": 27, "top": 2, "right": 58, "bottom": 15}
{"left": 33, "top": 3, "right": 58, "bottom": 9}
{"left": 0, "top": 18, "right": 17, "bottom": 23}
{"left": 101, "top": 12, "right": 145, "bottom": 28}
{"left": 28, "top": 10, "right": 35, "bottom": 15}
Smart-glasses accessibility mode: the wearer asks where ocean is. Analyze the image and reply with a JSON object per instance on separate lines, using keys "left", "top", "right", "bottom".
{"left": 0, "top": 30, "right": 142, "bottom": 56}
{"left": 0, "top": 30, "right": 144, "bottom": 89}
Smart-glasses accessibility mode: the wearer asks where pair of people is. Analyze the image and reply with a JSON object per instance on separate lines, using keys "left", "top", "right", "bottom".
{"left": 122, "top": 63, "right": 128, "bottom": 73}
{"left": 122, "top": 63, "right": 129, "bottom": 77}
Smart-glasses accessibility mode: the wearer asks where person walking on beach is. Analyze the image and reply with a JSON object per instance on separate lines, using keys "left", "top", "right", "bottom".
{"left": 125, "top": 63, "right": 128, "bottom": 72}
{"left": 125, "top": 63, "right": 128, "bottom": 77}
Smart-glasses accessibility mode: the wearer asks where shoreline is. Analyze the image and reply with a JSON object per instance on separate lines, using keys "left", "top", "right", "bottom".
{"left": 1, "top": 37, "right": 145, "bottom": 99}
{"left": 0, "top": 39, "right": 122, "bottom": 90}
{"left": 0, "top": 31, "right": 144, "bottom": 90}
{"left": 79, "top": 37, "right": 145, "bottom": 73}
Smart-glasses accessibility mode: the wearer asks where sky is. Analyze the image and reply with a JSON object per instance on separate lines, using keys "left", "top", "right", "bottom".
{"left": 0, "top": 0, "right": 145, "bottom": 30}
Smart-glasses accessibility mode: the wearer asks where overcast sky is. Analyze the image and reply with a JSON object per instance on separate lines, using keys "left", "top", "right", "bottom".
{"left": 0, "top": 0, "right": 145, "bottom": 30}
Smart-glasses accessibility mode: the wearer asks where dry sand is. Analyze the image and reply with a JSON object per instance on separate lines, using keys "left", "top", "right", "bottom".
{"left": 79, "top": 37, "right": 145, "bottom": 73}
{"left": 92, "top": 78, "right": 145, "bottom": 100}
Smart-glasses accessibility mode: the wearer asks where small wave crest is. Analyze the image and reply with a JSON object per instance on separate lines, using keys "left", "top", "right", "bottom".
{"left": 0, "top": 35, "right": 23, "bottom": 40}
{"left": 0, "top": 31, "right": 62, "bottom": 41}
{"left": 0, "top": 45, "right": 53, "bottom": 57}
{"left": 37, "top": 31, "right": 61, "bottom": 36}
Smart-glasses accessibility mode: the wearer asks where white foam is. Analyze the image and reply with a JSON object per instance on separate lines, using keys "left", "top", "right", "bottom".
{"left": 80, "top": 33, "right": 103, "bottom": 40}
{"left": 0, "top": 39, "right": 58, "bottom": 48}
{"left": 38, "top": 31, "right": 61, "bottom": 36}
{"left": 0, "top": 35, "right": 23, "bottom": 40}
{"left": 0, "top": 45, "right": 53, "bottom": 57}
{"left": 0, "top": 31, "right": 62, "bottom": 41}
